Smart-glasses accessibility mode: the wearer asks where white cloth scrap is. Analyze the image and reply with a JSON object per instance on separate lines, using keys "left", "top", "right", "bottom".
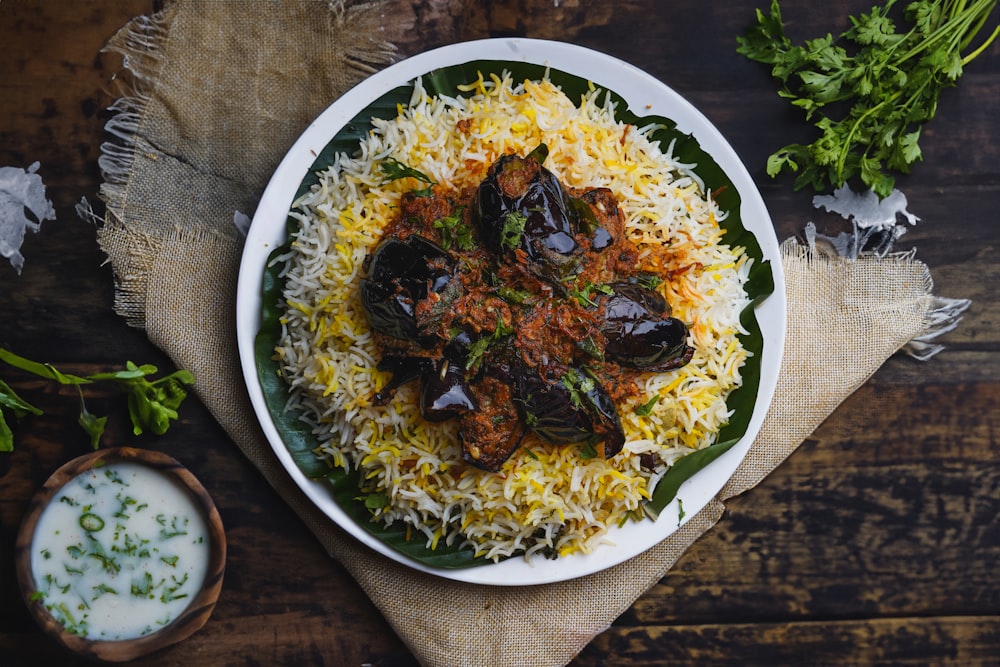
{"left": 0, "top": 162, "right": 56, "bottom": 274}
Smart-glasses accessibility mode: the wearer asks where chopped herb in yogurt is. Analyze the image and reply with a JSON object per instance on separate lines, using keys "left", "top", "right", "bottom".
{"left": 29, "top": 463, "right": 210, "bottom": 640}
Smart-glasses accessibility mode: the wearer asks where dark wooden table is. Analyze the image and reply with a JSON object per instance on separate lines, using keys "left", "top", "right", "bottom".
{"left": 1, "top": 1, "right": 997, "bottom": 665}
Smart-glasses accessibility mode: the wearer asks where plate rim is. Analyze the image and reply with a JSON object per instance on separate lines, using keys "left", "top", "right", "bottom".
{"left": 236, "top": 37, "right": 787, "bottom": 586}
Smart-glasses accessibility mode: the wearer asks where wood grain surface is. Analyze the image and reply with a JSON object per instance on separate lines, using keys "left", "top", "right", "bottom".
{"left": 1, "top": 1, "right": 997, "bottom": 665}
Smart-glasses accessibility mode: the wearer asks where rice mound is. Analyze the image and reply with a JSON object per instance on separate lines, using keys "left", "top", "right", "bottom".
{"left": 274, "top": 72, "right": 753, "bottom": 561}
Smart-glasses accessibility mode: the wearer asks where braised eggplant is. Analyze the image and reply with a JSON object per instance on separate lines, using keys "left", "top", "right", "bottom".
{"left": 514, "top": 367, "right": 625, "bottom": 458}
{"left": 360, "top": 235, "right": 459, "bottom": 346}
{"left": 605, "top": 318, "right": 693, "bottom": 370}
{"left": 602, "top": 283, "right": 670, "bottom": 321}
{"left": 373, "top": 355, "right": 431, "bottom": 405}
{"left": 472, "top": 148, "right": 581, "bottom": 282}
{"left": 599, "top": 284, "right": 694, "bottom": 371}
{"left": 457, "top": 376, "right": 523, "bottom": 471}
{"left": 573, "top": 188, "right": 616, "bottom": 251}
{"left": 420, "top": 358, "right": 477, "bottom": 422}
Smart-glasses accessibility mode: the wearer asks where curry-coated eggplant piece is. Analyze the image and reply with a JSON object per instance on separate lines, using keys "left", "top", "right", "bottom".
{"left": 372, "top": 355, "right": 431, "bottom": 406}
{"left": 420, "top": 358, "right": 477, "bottom": 422}
{"left": 373, "top": 332, "right": 479, "bottom": 420}
{"left": 360, "top": 235, "right": 459, "bottom": 346}
{"left": 513, "top": 366, "right": 625, "bottom": 459}
{"left": 573, "top": 188, "right": 616, "bottom": 251}
{"left": 599, "top": 284, "right": 694, "bottom": 371}
{"left": 457, "top": 376, "right": 523, "bottom": 472}
{"left": 472, "top": 145, "right": 581, "bottom": 282}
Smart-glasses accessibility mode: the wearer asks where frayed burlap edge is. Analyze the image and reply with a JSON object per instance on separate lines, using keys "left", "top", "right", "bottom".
{"left": 95, "top": 0, "right": 397, "bottom": 330}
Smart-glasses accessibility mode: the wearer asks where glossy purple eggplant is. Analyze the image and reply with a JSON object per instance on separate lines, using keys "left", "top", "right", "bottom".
{"left": 420, "top": 358, "right": 477, "bottom": 421}
{"left": 513, "top": 366, "right": 625, "bottom": 458}
{"left": 472, "top": 146, "right": 581, "bottom": 281}
{"left": 360, "top": 235, "right": 459, "bottom": 346}
{"left": 372, "top": 355, "right": 432, "bottom": 405}
{"left": 599, "top": 284, "right": 694, "bottom": 371}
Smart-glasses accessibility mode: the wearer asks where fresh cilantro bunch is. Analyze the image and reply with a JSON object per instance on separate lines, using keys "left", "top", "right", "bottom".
{"left": 0, "top": 348, "right": 195, "bottom": 451}
{"left": 738, "top": 0, "right": 999, "bottom": 197}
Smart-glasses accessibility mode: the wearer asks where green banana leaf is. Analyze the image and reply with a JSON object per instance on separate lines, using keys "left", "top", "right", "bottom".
{"left": 255, "top": 58, "right": 775, "bottom": 568}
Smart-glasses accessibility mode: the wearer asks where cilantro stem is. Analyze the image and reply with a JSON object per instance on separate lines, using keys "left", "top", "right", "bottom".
{"left": 837, "top": 92, "right": 898, "bottom": 183}
{"left": 897, "top": 0, "right": 990, "bottom": 65}
{"left": 962, "top": 21, "right": 1000, "bottom": 62}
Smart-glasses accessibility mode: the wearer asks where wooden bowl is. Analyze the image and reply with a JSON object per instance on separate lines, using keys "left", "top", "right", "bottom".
{"left": 15, "top": 447, "right": 226, "bottom": 662}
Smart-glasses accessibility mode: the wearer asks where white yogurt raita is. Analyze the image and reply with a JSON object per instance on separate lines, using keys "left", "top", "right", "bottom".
{"left": 30, "top": 462, "right": 210, "bottom": 640}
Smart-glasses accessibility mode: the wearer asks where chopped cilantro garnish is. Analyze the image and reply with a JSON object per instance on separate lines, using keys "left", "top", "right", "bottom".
{"left": 568, "top": 280, "right": 613, "bottom": 307}
{"left": 465, "top": 315, "right": 514, "bottom": 372}
{"left": 576, "top": 336, "right": 604, "bottom": 361}
{"left": 636, "top": 273, "right": 663, "bottom": 290}
{"left": 500, "top": 211, "right": 527, "bottom": 251}
{"left": 464, "top": 337, "right": 492, "bottom": 372}
{"left": 579, "top": 439, "right": 599, "bottom": 460}
{"left": 495, "top": 286, "right": 534, "bottom": 305}
{"left": 433, "top": 209, "right": 475, "bottom": 250}
{"left": 92, "top": 583, "right": 118, "bottom": 600}
{"left": 561, "top": 368, "right": 596, "bottom": 410}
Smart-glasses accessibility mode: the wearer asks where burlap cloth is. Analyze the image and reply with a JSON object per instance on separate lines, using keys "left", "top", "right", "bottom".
{"left": 92, "top": 2, "right": 963, "bottom": 665}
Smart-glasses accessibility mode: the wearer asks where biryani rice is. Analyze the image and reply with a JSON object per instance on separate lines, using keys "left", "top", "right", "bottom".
{"left": 273, "top": 72, "right": 753, "bottom": 561}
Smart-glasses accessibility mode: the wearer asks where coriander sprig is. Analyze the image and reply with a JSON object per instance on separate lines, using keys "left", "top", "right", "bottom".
{"left": 0, "top": 348, "right": 195, "bottom": 451}
{"left": 737, "top": 0, "right": 1000, "bottom": 197}
{"left": 379, "top": 157, "right": 436, "bottom": 196}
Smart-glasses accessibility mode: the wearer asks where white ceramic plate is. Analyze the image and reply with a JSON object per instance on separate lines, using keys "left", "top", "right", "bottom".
{"left": 236, "top": 38, "right": 786, "bottom": 586}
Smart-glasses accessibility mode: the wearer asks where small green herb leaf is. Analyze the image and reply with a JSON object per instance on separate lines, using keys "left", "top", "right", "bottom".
{"left": 0, "top": 378, "right": 44, "bottom": 417}
{"left": 576, "top": 336, "right": 604, "bottom": 362}
{"left": 560, "top": 368, "right": 596, "bottom": 410}
{"left": 579, "top": 439, "right": 599, "bottom": 460}
{"left": 495, "top": 286, "right": 535, "bottom": 306}
{"left": 131, "top": 572, "right": 154, "bottom": 597}
{"left": 433, "top": 209, "right": 475, "bottom": 250}
{"left": 500, "top": 211, "right": 527, "bottom": 251}
{"left": 380, "top": 157, "right": 436, "bottom": 191}
{"left": 92, "top": 583, "right": 118, "bottom": 599}
{"left": 464, "top": 337, "right": 492, "bottom": 372}
{"left": 634, "top": 395, "right": 661, "bottom": 416}
{"left": 0, "top": 412, "right": 13, "bottom": 453}
{"left": 77, "top": 391, "right": 107, "bottom": 451}
{"left": 567, "top": 280, "right": 613, "bottom": 307}
{"left": 362, "top": 492, "right": 390, "bottom": 512}
{"left": 0, "top": 378, "right": 45, "bottom": 452}
{"left": 635, "top": 273, "right": 663, "bottom": 291}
